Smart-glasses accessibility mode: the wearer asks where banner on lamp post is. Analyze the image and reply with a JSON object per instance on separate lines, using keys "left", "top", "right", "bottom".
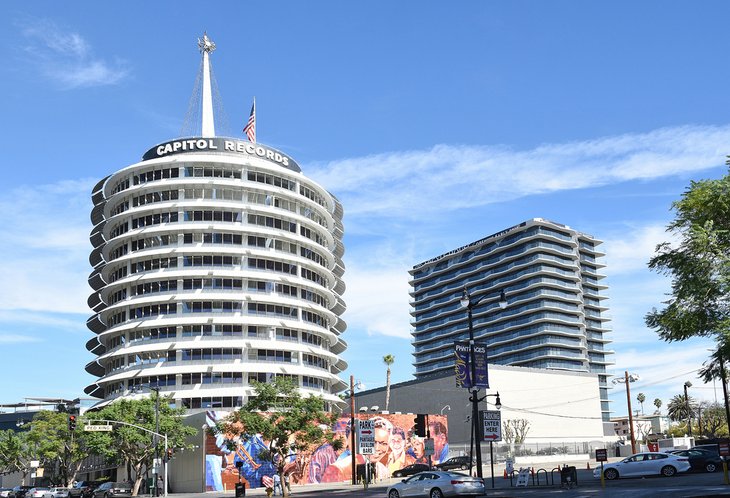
{"left": 454, "top": 341, "right": 489, "bottom": 388}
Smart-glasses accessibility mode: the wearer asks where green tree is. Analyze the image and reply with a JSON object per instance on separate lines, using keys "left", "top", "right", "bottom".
{"left": 667, "top": 393, "right": 697, "bottom": 433}
{"left": 700, "top": 403, "right": 730, "bottom": 438}
{"left": 24, "top": 411, "right": 90, "bottom": 485}
{"left": 653, "top": 398, "right": 662, "bottom": 414}
{"left": 0, "top": 429, "right": 33, "bottom": 483}
{"left": 213, "top": 377, "right": 341, "bottom": 498}
{"left": 383, "top": 354, "right": 395, "bottom": 411}
{"left": 645, "top": 166, "right": 730, "bottom": 344}
{"left": 84, "top": 394, "right": 196, "bottom": 496}
{"left": 636, "top": 393, "right": 646, "bottom": 415}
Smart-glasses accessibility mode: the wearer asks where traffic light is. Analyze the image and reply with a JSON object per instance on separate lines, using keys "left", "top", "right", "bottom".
{"left": 68, "top": 415, "right": 76, "bottom": 431}
{"left": 165, "top": 448, "right": 173, "bottom": 461}
{"left": 413, "top": 414, "right": 427, "bottom": 437}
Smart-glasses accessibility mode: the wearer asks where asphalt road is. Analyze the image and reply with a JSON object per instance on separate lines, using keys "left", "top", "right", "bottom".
{"left": 166, "top": 469, "right": 730, "bottom": 497}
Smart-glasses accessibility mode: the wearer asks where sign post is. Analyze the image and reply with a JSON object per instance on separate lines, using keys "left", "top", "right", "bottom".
{"left": 481, "top": 410, "right": 501, "bottom": 489}
{"left": 595, "top": 448, "right": 607, "bottom": 488}
{"left": 357, "top": 420, "right": 375, "bottom": 490}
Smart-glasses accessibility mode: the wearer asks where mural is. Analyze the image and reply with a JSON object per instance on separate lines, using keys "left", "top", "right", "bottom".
{"left": 204, "top": 411, "right": 449, "bottom": 490}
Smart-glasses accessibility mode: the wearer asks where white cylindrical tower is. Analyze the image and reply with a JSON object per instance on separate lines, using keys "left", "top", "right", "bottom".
{"left": 85, "top": 36, "right": 347, "bottom": 411}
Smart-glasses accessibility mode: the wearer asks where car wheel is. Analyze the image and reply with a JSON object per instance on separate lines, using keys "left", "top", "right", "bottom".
{"left": 388, "top": 490, "right": 400, "bottom": 498}
{"left": 460, "top": 464, "right": 468, "bottom": 470}
{"left": 705, "top": 462, "right": 718, "bottom": 473}
{"left": 430, "top": 488, "right": 444, "bottom": 498}
{"left": 661, "top": 465, "right": 677, "bottom": 477}
{"left": 604, "top": 468, "right": 619, "bottom": 480}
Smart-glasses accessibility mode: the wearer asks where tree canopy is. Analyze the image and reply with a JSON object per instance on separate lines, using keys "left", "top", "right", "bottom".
{"left": 212, "top": 377, "right": 341, "bottom": 498}
{"left": 645, "top": 166, "right": 730, "bottom": 343}
{"left": 84, "top": 394, "right": 196, "bottom": 495}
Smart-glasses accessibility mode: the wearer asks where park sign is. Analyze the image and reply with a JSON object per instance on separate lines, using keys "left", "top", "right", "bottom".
{"left": 454, "top": 341, "right": 489, "bottom": 388}
{"left": 357, "top": 419, "right": 375, "bottom": 455}
{"left": 480, "top": 410, "right": 501, "bottom": 442}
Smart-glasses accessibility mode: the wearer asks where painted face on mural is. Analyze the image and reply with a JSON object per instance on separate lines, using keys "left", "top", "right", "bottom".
{"left": 389, "top": 430, "right": 406, "bottom": 458}
{"left": 371, "top": 426, "right": 391, "bottom": 462}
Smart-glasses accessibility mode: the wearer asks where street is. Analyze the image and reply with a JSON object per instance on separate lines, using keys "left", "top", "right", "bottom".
{"left": 166, "top": 469, "right": 730, "bottom": 498}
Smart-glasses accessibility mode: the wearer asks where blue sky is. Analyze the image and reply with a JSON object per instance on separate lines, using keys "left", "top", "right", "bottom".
{"left": 1, "top": 2, "right": 729, "bottom": 416}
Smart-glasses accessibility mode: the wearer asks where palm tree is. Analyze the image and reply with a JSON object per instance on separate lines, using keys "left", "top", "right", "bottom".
{"left": 383, "top": 354, "right": 395, "bottom": 411}
{"left": 653, "top": 398, "right": 662, "bottom": 414}
{"left": 667, "top": 393, "right": 697, "bottom": 428}
{"left": 636, "top": 393, "right": 646, "bottom": 415}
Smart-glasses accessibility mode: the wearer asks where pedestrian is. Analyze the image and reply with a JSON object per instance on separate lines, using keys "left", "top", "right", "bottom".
{"left": 156, "top": 475, "right": 163, "bottom": 496}
{"left": 284, "top": 473, "right": 291, "bottom": 494}
{"left": 273, "top": 473, "right": 282, "bottom": 496}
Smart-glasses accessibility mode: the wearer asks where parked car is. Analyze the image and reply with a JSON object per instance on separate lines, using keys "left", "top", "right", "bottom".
{"left": 68, "top": 482, "right": 101, "bottom": 498}
{"left": 91, "top": 483, "right": 131, "bottom": 498}
{"left": 392, "top": 463, "right": 431, "bottom": 478}
{"left": 8, "top": 486, "right": 34, "bottom": 498}
{"left": 0, "top": 489, "right": 13, "bottom": 498}
{"left": 386, "top": 471, "right": 485, "bottom": 497}
{"left": 592, "top": 452, "right": 691, "bottom": 480}
{"left": 43, "top": 488, "right": 69, "bottom": 498}
{"left": 25, "top": 489, "right": 50, "bottom": 498}
{"left": 669, "top": 448, "right": 724, "bottom": 472}
{"left": 434, "top": 456, "right": 473, "bottom": 471}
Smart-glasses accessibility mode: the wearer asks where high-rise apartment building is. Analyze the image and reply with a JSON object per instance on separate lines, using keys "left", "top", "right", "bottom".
{"left": 85, "top": 35, "right": 347, "bottom": 411}
{"left": 409, "top": 218, "right": 613, "bottom": 419}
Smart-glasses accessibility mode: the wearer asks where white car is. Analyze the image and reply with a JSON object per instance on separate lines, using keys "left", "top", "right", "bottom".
{"left": 43, "top": 488, "right": 69, "bottom": 498}
{"left": 386, "top": 471, "right": 485, "bottom": 498}
{"left": 593, "top": 452, "right": 691, "bottom": 480}
{"left": 26, "top": 489, "right": 50, "bottom": 498}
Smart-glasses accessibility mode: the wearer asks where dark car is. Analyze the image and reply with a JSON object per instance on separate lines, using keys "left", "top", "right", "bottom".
{"left": 435, "top": 455, "right": 474, "bottom": 471}
{"left": 68, "top": 482, "right": 102, "bottom": 498}
{"left": 8, "top": 486, "right": 33, "bottom": 498}
{"left": 392, "top": 463, "right": 430, "bottom": 478}
{"left": 91, "top": 483, "right": 131, "bottom": 498}
{"left": 670, "top": 448, "right": 724, "bottom": 473}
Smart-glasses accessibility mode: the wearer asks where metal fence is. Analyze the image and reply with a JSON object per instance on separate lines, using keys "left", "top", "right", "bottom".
{"left": 447, "top": 441, "right": 603, "bottom": 462}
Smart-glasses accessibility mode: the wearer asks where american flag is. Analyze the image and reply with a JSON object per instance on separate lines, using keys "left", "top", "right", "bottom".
{"left": 261, "top": 475, "right": 274, "bottom": 489}
{"left": 243, "top": 99, "right": 256, "bottom": 143}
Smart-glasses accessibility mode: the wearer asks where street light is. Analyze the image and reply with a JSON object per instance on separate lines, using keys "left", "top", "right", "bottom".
{"left": 684, "top": 381, "right": 693, "bottom": 437}
{"left": 612, "top": 372, "right": 639, "bottom": 454}
{"left": 460, "top": 287, "right": 507, "bottom": 480}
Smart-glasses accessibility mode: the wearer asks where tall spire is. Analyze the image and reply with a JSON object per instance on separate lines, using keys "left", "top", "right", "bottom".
{"left": 197, "top": 33, "right": 216, "bottom": 138}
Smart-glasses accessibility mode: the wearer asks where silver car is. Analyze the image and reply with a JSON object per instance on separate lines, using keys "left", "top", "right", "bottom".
{"left": 386, "top": 471, "right": 485, "bottom": 498}
{"left": 43, "top": 488, "right": 69, "bottom": 498}
{"left": 593, "top": 451, "right": 691, "bottom": 479}
{"left": 25, "top": 489, "right": 50, "bottom": 498}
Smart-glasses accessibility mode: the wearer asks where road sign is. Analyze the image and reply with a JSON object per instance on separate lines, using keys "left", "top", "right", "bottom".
{"left": 481, "top": 410, "right": 502, "bottom": 442}
{"left": 358, "top": 419, "right": 375, "bottom": 455}
{"left": 84, "top": 424, "right": 113, "bottom": 432}
{"left": 424, "top": 438, "right": 434, "bottom": 456}
{"left": 719, "top": 441, "right": 730, "bottom": 457}
{"left": 595, "top": 448, "right": 608, "bottom": 462}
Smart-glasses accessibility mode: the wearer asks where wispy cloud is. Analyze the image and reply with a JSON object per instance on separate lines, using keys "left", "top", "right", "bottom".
{"left": 18, "top": 19, "right": 129, "bottom": 89}
{"left": 0, "top": 333, "right": 41, "bottom": 344}
{"left": 308, "top": 124, "right": 729, "bottom": 220}
{"left": 0, "top": 180, "right": 95, "bottom": 315}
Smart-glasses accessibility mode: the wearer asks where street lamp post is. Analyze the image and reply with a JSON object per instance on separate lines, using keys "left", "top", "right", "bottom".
{"left": 684, "top": 381, "right": 692, "bottom": 437}
{"left": 460, "top": 287, "right": 507, "bottom": 480}
{"left": 612, "top": 372, "right": 639, "bottom": 454}
{"left": 348, "top": 376, "right": 364, "bottom": 486}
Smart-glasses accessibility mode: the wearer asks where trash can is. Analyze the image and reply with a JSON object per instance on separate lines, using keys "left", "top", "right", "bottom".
{"left": 234, "top": 482, "right": 246, "bottom": 497}
{"left": 560, "top": 466, "right": 578, "bottom": 489}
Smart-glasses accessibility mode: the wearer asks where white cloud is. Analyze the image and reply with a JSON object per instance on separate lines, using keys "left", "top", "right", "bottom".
{"left": 18, "top": 19, "right": 129, "bottom": 89}
{"left": 0, "top": 180, "right": 94, "bottom": 315}
{"left": 342, "top": 265, "right": 412, "bottom": 340}
{"left": 0, "top": 333, "right": 42, "bottom": 344}
{"left": 602, "top": 224, "right": 677, "bottom": 275}
{"left": 308, "top": 124, "right": 730, "bottom": 220}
